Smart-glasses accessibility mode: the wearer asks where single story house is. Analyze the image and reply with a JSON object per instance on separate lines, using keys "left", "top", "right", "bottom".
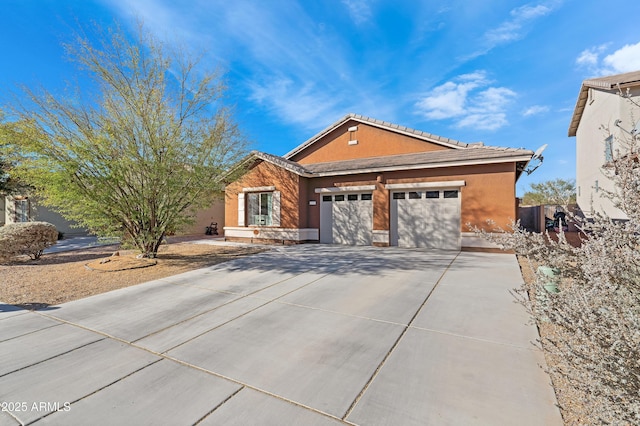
{"left": 224, "top": 114, "right": 533, "bottom": 250}
{"left": 1, "top": 193, "right": 224, "bottom": 238}
{"left": 1, "top": 195, "right": 86, "bottom": 236}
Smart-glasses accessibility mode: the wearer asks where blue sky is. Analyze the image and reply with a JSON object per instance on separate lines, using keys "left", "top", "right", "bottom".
{"left": 2, "top": 0, "right": 640, "bottom": 195}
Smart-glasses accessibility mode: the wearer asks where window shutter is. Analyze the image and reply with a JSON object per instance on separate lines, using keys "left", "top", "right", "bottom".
{"left": 272, "top": 191, "right": 281, "bottom": 227}
{"left": 238, "top": 193, "right": 245, "bottom": 226}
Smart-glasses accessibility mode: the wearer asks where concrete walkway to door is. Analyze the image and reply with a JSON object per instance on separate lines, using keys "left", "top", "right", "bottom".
{"left": 0, "top": 245, "right": 562, "bottom": 425}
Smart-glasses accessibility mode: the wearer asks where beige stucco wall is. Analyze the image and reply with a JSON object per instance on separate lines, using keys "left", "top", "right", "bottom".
{"left": 2, "top": 196, "right": 87, "bottom": 235}
{"left": 32, "top": 205, "right": 87, "bottom": 236}
{"left": 575, "top": 86, "right": 640, "bottom": 219}
{"left": 178, "top": 198, "right": 225, "bottom": 235}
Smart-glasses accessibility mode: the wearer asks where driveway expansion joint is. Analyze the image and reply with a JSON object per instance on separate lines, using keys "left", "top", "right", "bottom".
{"left": 153, "top": 265, "right": 355, "bottom": 353}
{"left": 0, "top": 338, "right": 106, "bottom": 379}
{"left": 342, "top": 251, "right": 461, "bottom": 421}
{"left": 29, "top": 358, "right": 164, "bottom": 425}
{"left": 408, "top": 325, "right": 543, "bottom": 351}
{"left": 159, "top": 353, "right": 351, "bottom": 425}
{"left": 0, "top": 322, "right": 62, "bottom": 344}
{"left": 193, "top": 386, "right": 246, "bottom": 425}
{"left": 28, "top": 301, "right": 350, "bottom": 424}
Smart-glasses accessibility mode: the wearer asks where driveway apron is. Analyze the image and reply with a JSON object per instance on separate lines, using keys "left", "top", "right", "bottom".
{"left": 0, "top": 245, "right": 562, "bottom": 425}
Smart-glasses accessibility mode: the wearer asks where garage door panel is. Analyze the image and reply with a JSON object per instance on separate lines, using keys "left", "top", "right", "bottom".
{"left": 321, "top": 194, "right": 373, "bottom": 246}
{"left": 438, "top": 202, "right": 461, "bottom": 250}
{"left": 397, "top": 198, "right": 424, "bottom": 248}
{"left": 393, "top": 191, "right": 461, "bottom": 250}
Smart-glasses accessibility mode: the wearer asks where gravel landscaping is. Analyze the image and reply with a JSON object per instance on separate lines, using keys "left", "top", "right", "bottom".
{"left": 0, "top": 240, "right": 265, "bottom": 309}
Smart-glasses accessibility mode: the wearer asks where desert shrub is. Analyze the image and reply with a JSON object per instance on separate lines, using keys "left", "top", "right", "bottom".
{"left": 0, "top": 221, "right": 58, "bottom": 260}
{"left": 474, "top": 120, "right": 640, "bottom": 423}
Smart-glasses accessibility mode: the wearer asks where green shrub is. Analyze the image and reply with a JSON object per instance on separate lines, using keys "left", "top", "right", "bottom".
{"left": 0, "top": 222, "right": 58, "bottom": 260}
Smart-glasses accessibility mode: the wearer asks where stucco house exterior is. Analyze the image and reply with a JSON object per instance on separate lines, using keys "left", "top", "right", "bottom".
{"left": 0, "top": 194, "right": 225, "bottom": 237}
{"left": 1, "top": 195, "right": 87, "bottom": 236}
{"left": 568, "top": 70, "right": 640, "bottom": 220}
{"left": 225, "top": 114, "right": 533, "bottom": 250}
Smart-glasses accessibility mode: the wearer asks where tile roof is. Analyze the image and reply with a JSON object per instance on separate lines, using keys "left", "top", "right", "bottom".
{"left": 249, "top": 151, "right": 312, "bottom": 176}
{"left": 582, "top": 70, "right": 640, "bottom": 89}
{"left": 246, "top": 145, "right": 533, "bottom": 179}
{"left": 568, "top": 70, "right": 640, "bottom": 136}
{"left": 284, "top": 113, "right": 482, "bottom": 160}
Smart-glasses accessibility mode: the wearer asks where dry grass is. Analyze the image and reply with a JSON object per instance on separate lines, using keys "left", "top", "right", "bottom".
{"left": 0, "top": 242, "right": 265, "bottom": 310}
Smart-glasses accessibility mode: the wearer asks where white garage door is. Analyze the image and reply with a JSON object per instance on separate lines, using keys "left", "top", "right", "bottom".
{"left": 320, "top": 193, "right": 373, "bottom": 245}
{"left": 390, "top": 189, "right": 461, "bottom": 249}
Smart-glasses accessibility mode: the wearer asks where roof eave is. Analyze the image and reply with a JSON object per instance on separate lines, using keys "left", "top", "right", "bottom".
{"left": 310, "top": 155, "right": 534, "bottom": 177}
{"left": 568, "top": 84, "right": 589, "bottom": 137}
{"left": 568, "top": 73, "right": 640, "bottom": 137}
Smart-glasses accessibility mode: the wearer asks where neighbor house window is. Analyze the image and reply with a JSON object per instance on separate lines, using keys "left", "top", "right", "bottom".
{"left": 248, "top": 192, "right": 273, "bottom": 226}
{"left": 605, "top": 135, "right": 614, "bottom": 163}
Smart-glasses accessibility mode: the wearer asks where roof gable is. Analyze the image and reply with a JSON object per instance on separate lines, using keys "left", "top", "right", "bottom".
{"left": 233, "top": 145, "right": 532, "bottom": 181}
{"left": 568, "top": 70, "right": 640, "bottom": 137}
{"left": 285, "top": 113, "right": 481, "bottom": 164}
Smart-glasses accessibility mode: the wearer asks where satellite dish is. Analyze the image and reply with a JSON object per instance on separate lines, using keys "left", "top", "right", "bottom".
{"left": 525, "top": 144, "right": 548, "bottom": 175}
{"left": 533, "top": 143, "right": 548, "bottom": 160}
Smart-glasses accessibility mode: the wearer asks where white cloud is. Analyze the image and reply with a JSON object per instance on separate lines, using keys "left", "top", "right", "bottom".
{"left": 474, "top": 87, "right": 516, "bottom": 112}
{"left": 415, "top": 71, "right": 516, "bottom": 130}
{"left": 603, "top": 42, "right": 640, "bottom": 73}
{"left": 471, "top": 2, "right": 555, "bottom": 58}
{"left": 576, "top": 41, "right": 640, "bottom": 75}
{"left": 103, "top": 0, "right": 365, "bottom": 130}
{"left": 341, "top": 0, "right": 373, "bottom": 25}
{"left": 523, "top": 105, "right": 549, "bottom": 116}
{"left": 457, "top": 113, "right": 508, "bottom": 131}
{"left": 513, "top": 4, "right": 552, "bottom": 20}
{"left": 249, "top": 77, "right": 344, "bottom": 130}
{"left": 416, "top": 80, "right": 479, "bottom": 120}
{"left": 576, "top": 45, "right": 604, "bottom": 67}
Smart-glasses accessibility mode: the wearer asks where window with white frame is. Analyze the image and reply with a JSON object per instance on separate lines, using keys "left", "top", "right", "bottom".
{"left": 247, "top": 192, "right": 274, "bottom": 226}
{"left": 15, "top": 199, "right": 29, "bottom": 222}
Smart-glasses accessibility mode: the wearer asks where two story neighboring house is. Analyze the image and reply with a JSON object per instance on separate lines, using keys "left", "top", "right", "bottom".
{"left": 568, "top": 70, "right": 640, "bottom": 220}
{"left": 225, "top": 113, "right": 533, "bottom": 250}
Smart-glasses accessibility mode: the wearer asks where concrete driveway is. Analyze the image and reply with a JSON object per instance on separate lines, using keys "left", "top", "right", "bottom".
{"left": 0, "top": 245, "right": 562, "bottom": 425}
